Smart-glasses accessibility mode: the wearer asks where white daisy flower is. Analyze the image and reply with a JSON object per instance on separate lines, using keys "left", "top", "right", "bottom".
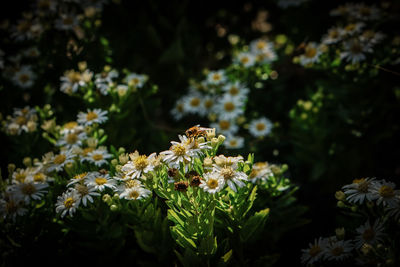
{"left": 83, "top": 147, "right": 113, "bottom": 167}
{"left": 56, "top": 131, "right": 87, "bottom": 149}
{"left": 360, "top": 30, "right": 385, "bottom": 45}
{"left": 160, "top": 136, "right": 195, "bottom": 167}
{"left": 85, "top": 172, "right": 116, "bottom": 192}
{"left": 47, "top": 150, "right": 75, "bottom": 172}
{"left": 370, "top": 179, "right": 400, "bottom": 208}
{"left": 0, "top": 192, "right": 28, "bottom": 221}
{"left": 324, "top": 238, "right": 353, "bottom": 261}
{"left": 206, "top": 70, "right": 227, "bottom": 85}
{"left": 249, "top": 117, "right": 273, "bottom": 138}
{"left": 55, "top": 190, "right": 80, "bottom": 218}
{"left": 321, "top": 27, "right": 344, "bottom": 45}
{"left": 329, "top": 3, "right": 355, "bottom": 17}
{"left": 116, "top": 84, "right": 129, "bottom": 97}
{"left": 171, "top": 98, "right": 187, "bottom": 121}
{"left": 60, "top": 121, "right": 84, "bottom": 135}
{"left": 215, "top": 93, "right": 245, "bottom": 121}
{"left": 248, "top": 162, "right": 273, "bottom": 183}
{"left": 60, "top": 69, "right": 93, "bottom": 94}
{"left": 224, "top": 135, "right": 244, "bottom": 149}
{"left": 342, "top": 177, "right": 377, "bottom": 204}
{"left": 222, "top": 82, "right": 249, "bottom": 100}
{"left": 199, "top": 171, "right": 225, "bottom": 194}
{"left": 213, "top": 162, "right": 247, "bottom": 192}
{"left": 342, "top": 22, "right": 365, "bottom": 36}
{"left": 210, "top": 119, "right": 239, "bottom": 137}
{"left": 35, "top": 0, "right": 58, "bottom": 16}
{"left": 77, "top": 108, "right": 108, "bottom": 126}
{"left": 10, "top": 18, "right": 36, "bottom": 41}
{"left": 199, "top": 95, "right": 216, "bottom": 117}
{"left": 249, "top": 39, "right": 277, "bottom": 63}
{"left": 54, "top": 13, "right": 79, "bottom": 31}
{"left": 386, "top": 198, "right": 400, "bottom": 220}
{"left": 299, "top": 42, "right": 322, "bottom": 66}
{"left": 182, "top": 91, "right": 204, "bottom": 114}
{"left": 301, "top": 237, "right": 329, "bottom": 266}
{"left": 119, "top": 186, "right": 151, "bottom": 201}
{"left": 95, "top": 69, "right": 119, "bottom": 95}
{"left": 10, "top": 181, "right": 48, "bottom": 204}
{"left": 340, "top": 38, "right": 373, "bottom": 64}
{"left": 351, "top": 3, "right": 381, "bottom": 21}
{"left": 354, "top": 220, "right": 385, "bottom": 248}
{"left": 235, "top": 52, "right": 256, "bottom": 68}
{"left": 12, "top": 65, "right": 36, "bottom": 88}
{"left": 67, "top": 172, "right": 90, "bottom": 187}
{"left": 72, "top": 184, "right": 100, "bottom": 207}
{"left": 11, "top": 168, "right": 35, "bottom": 184}
{"left": 124, "top": 72, "right": 147, "bottom": 88}
{"left": 121, "top": 151, "right": 157, "bottom": 179}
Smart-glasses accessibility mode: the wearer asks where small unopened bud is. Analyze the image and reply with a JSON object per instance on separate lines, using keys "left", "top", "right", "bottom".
{"left": 206, "top": 128, "right": 216, "bottom": 139}
{"left": 65, "top": 162, "right": 75, "bottom": 172}
{"left": 118, "top": 153, "right": 129, "bottom": 165}
{"left": 111, "top": 159, "right": 118, "bottom": 166}
{"left": 351, "top": 206, "right": 358, "bottom": 212}
{"left": 335, "top": 227, "right": 345, "bottom": 240}
{"left": 118, "top": 147, "right": 125, "bottom": 154}
{"left": 211, "top": 137, "right": 219, "bottom": 147}
{"left": 197, "top": 137, "right": 205, "bottom": 143}
{"left": 102, "top": 194, "right": 112, "bottom": 204}
{"left": 23, "top": 157, "right": 32, "bottom": 167}
{"left": 337, "top": 201, "right": 346, "bottom": 208}
{"left": 8, "top": 163, "right": 16, "bottom": 175}
{"left": 217, "top": 135, "right": 226, "bottom": 144}
{"left": 110, "top": 204, "right": 119, "bottom": 212}
{"left": 27, "top": 121, "right": 37, "bottom": 132}
{"left": 112, "top": 193, "right": 120, "bottom": 200}
{"left": 361, "top": 243, "right": 372, "bottom": 255}
{"left": 335, "top": 191, "right": 346, "bottom": 201}
{"left": 203, "top": 157, "right": 213, "bottom": 168}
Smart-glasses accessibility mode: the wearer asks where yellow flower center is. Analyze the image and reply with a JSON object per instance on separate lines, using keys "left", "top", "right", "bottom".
{"left": 308, "top": 245, "right": 321, "bottom": 257}
{"left": 379, "top": 185, "right": 395, "bottom": 198}
{"left": 86, "top": 111, "right": 98, "bottom": 121}
{"left": 21, "top": 183, "right": 36, "bottom": 195}
{"left": 67, "top": 71, "right": 81, "bottom": 83}
{"left": 130, "top": 78, "right": 140, "bottom": 86}
{"left": 305, "top": 46, "right": 317, "bottom": 58}
{"left": 95, "top": 177, "right": 107, "bottom": 185}
{"left": 229, "top": 139, "right": 238, "bottom": 146}
{"left": 350, "top": 42, "right": 363, "bottom": 54}
{"left": 74, "top": 172, "right": 87, "bottom": 180}
{"left": 345, "top": 24, "right": 356, "bottom": 32}
{"left": 221, "top": 167, "right": 235, "bottom": 180}
{"left": 219, "top": 120, "right": 230, "bottom": 130}
{"left": 15, "top": 173, "right": 26, "bottom": 183}
{"left": 240, "top": 56, "right": 249, "bottom": 64}
{"left": 83, "top": 147, "right": 94, "bottom": 156}
{"left": 33, "top": 173, "right": 46, "bottom": 182}
{"left": 229, "top": 86, "right": 239, "bottom": 96}
{"left": 256, "top": 123, "right": 266, "bottom": 131}
{"left": 92, "top": 153, "right": 104, "bottom": 161}
{"left": 16, "top": 116, "right": 27, "bottom": 125}
{"left": 224, "top": 102, "right": 235, "bottom": 112}
{"left": 331, "top": 246, "right": 343, "bottom": 256}
{"left": 19, "top": 74, "right": 30, "bottom": 83}
{"left": 212, "top": 73, "right": 221, "bottom": 81}
{"left": 64, "top": 121, "right": 78, "bottom": 129}
{"left": 207, "top": 179, "right": 219, "bottom": 189}
{"left": 75, "top": 184, "right": 89, "bottom": 195}
{"left": 190, "top": 98, "right": 201, "bottom": 107}
{"left": 362, "top": 228, "right": 375, "bottom": 241}
{"left": 134, "top": 155, "right": 148, "bottom": 170}
{"left": 126, "top": 180, "right": 141, "bottom": 188}
{"left": 64, "top": 197, "right": 74, "bottom": 208}
{"left": 129, "top": 190, "right": 140, "bottom": 199}
{"left": 329, "top": 30, "right": 339, "bottom": 38}
{"left": 256, "top": 41, "right": 266, "bottom": 50}
{"left": 66, "top": 133, "right": 78, "bottom": 144}
{"left": 172, "top": 144, "right": 186, "bottom": 156}
{"left": 176, "top": 103, "right": 184, "bottom": 112}
{"left": 204, "top": 99, "right": 213, "bottom": 109}
{"left": 54, "top": 154, "right": 66, "bottom": 165}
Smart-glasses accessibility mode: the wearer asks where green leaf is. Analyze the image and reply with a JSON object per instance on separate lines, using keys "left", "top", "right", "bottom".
{"left": 173, "top": 227, "right": 197, "bottom": 250}
{"left": 222, "top": 249, "right": 233, "bottom": 263}
{"left": 240, "top": 208, "right": 270, "bottom": 243}
{"left": 168, "top": 209, "right": 186, "bottom": 226}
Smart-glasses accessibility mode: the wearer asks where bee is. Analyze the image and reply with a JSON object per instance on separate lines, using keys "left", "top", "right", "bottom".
{"left": 185, "top": 125, "right": 214, "bottom": 139}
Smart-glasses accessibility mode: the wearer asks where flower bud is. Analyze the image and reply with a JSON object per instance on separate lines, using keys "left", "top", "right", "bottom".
{"left": 102, "top": 194, "right": 112, "bottom": 204}
{"left": 217, "top": 135, "right": 226, "bottom": 144}
{"left": 211, "top": 137, "right": 219, "bottom": 147}
{"left": 118, "top": 153, "right": 129, "bottom": 165}
{"left": 112, "top": 193, "right": 120, "bottom": 200}
{"left": 23, "top": 157, "right": 32, "bottom": 167}
{"left": 197, "top": 137, "right": 205, "bottom": 144}
{"left": 8, "top": 163, "right": 16, "bottom": 176}
{"left": 110, "top": 204, "right": 119, "bottom": 212}
{"left": 335, "top": 227, "right": 345, "bottom": 240}
{"left": 335, "top": 191, "right": 346, "bottom": 201}
{"left": 111, "top": 159, "right": 118, "bottom": 166}
{"left": 203, "top": 157, "right": 213, "bottom": 168}
{"left": 337, "top": 201, "right": 346, "bottom": 208}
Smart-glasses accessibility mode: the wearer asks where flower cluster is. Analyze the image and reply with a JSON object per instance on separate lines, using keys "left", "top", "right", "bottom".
{"left": 1, "top": 106, "right": 38, "bottom": 135}
{"left": 171, "top": 38, "right": 278, "bottom": 149}
{"left": 301, "top": 177, "right": 400, "bottom": 266}
{"left": 294, "top": 2, "right": 399, "bottom": 71}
